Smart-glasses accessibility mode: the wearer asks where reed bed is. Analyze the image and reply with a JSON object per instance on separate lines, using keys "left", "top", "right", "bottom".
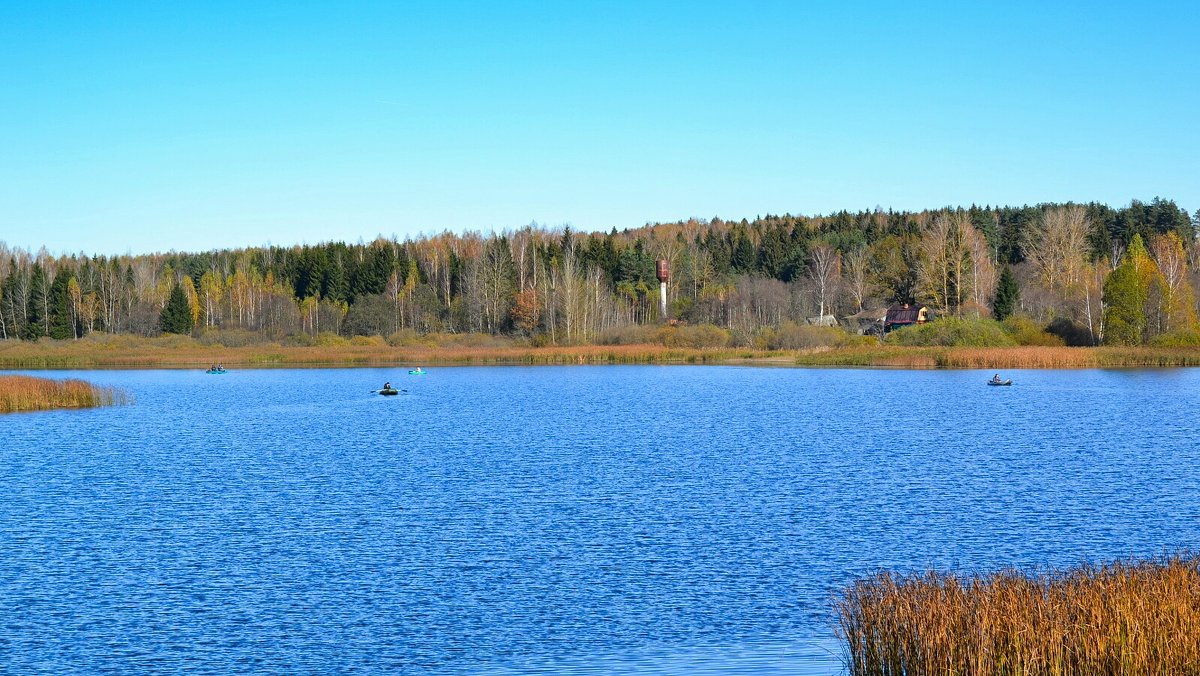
{"left": 0, "top": 337, "right": 790, "bottom": 369}
{"left": 795, "top": 346, "right": 1200, "bottom": 369}
{"left": 0, "top": 375, "right": 129, "bottom": 413}
{"left": 837, "top": 554, "right": 1200, "bottom": 675}
{"left": 3, "top": 336, "right": 1199, "bottom": 369}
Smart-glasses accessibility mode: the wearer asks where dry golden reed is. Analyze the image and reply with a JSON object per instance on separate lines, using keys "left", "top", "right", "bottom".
{"left": 837, "top": 554, "right": 1200, "bottom": 675}
{"left": 796, "top": 346, "right": 1200, "bottom": 369}
{"left": 3, "top": 334, "right": 1200, "bottom": 369}
{"left": 0, "top": 375, "right": 128, "bottom": 413}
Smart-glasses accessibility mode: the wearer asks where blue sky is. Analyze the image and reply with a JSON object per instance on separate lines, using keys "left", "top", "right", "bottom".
{"left": 2, "top": 1, "right": 1197, "bottom": 255}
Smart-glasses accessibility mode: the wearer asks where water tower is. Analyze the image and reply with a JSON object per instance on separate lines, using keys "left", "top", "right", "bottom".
{"left": 655, "top": 258, "right": 669, "bottom": 320}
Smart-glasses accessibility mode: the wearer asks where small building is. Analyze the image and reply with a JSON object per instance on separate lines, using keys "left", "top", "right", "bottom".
{"left": 884, "top": 303, "right": 929, "bottom": 332}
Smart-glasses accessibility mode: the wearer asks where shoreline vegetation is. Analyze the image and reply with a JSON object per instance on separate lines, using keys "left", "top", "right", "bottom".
{"left": 3, "top": 334, "right": 1200, "bottom": 370}
{"left": 837, "top": 554, "right": 1200, "bottom": 675}
{"left": 0, "top": 375, "right": 128, "bottom": 413}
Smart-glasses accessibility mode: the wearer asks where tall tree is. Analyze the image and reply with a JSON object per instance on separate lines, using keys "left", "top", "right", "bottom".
{"left": 993, "top": 266, "right": 1019, "bottom": 320}
{"left": 48, "top": 271, "right": 76, "bottom": 339}
{"left": 1103, "top": 234, "right": 1153, "bottom": 345}
{"left": 808, "top": 242, "right": 840, "bottom": 318}
{"left": 160, "top": 282, "right": 195, "bottom": 335}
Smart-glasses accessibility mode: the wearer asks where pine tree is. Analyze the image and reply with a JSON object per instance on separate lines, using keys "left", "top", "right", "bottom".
{"left": 48, "top": 271, "right": 76, "bottom": 339}
{"left": 160, "top": 282, "right": 194, "bottom": 335}
{"left": 21, "top": 263, "right": 47, "bottom": 340}
{"left": 992, "top": 266, "right": 1019, "bottom": 320}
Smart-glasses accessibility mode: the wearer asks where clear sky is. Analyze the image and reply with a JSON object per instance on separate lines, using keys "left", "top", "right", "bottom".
{"left": 2, "top": 1, "right": 1197, "bottom": 256}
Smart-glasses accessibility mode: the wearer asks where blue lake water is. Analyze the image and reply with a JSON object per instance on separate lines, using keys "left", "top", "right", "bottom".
{"left": 3, "top": 366, "right": 1200, "bottom": 674}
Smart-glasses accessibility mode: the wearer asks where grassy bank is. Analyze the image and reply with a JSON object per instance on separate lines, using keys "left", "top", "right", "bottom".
{"left": 793, "top": 345, "right": 1200, "bottom": 368}
{"left": 836, "top": 554, "right": 1200, "bottom": 675}
{"left": 0, "top": 335, "right": 789, "bottom": 369}
{"left": 2, "top": 335, "right": 1199, "bottom": 369}
{"left": 0, "top": 375, "right": 129, "bottom": 413}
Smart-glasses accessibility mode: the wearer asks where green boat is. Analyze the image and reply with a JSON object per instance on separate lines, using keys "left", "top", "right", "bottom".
{"left": 379, "top": 388, "right": 400, "bottom": 396}
{"left": 205, "top": 369, "right": 228, "bottom": 375}
{"left": 408, "top": 369, "right": 425, "bottom": 375}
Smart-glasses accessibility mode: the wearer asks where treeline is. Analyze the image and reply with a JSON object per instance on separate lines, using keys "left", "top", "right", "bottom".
{"left": 1, "top": 198, "right": 1197, "bottom": 347}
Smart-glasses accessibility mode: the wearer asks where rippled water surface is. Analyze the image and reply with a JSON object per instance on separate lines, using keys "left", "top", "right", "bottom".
{"left": 3, "top": 366, "right": 1200, "bottom": 673}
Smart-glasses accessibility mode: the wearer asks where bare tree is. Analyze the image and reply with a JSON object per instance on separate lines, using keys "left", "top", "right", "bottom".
{"left": 918, "top": 212, "right": 972, "bottom": 314}
{"left": 963, "top": 225, "right": 997, "bottom": 312}
{"left": 842, "top": 247, "right": 872, "bottom": 312}
{"left": 1149, "top": 232, "right": 1196, "bottom": 333}
{"left": 1081, "top": 259, "right": 1107, "bottom": 345}
{"left": 808, "top": 243, "right": 840, "bottom": 319}
{"left": 1023, "top": 205, "right": 1091, "bottom": 292}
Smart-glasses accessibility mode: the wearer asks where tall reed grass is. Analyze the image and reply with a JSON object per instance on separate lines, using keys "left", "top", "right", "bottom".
{"left": 4, "top": 335, "right": 1200, "bottom": 369}
{"left": 795, "top": 346, "right": 1200, "bottom": 369}
{"left": 0, "top": 375, "right": 129, "bottom": 413}
{"left": 837, "top": 554, "right": 1200, "bottom": 675}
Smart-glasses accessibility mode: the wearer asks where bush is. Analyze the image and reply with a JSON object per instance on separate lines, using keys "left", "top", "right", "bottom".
{"left": 1001, "top": 316, "right": 1065, "bottom": 347}
{"left": 386, "top": 329, "right": 424, "bottom": 347}
{"left": 653, "top": 323, "right": 731, "bottom": 348}
{"left": 315, "top": 332, "right": 349, "bottom": 347}
{"left": 1046, "top": 317, "right": 1096, "bottom": 346}
{"left": 1150, "top": 329, "right": 1200, "bottom": 347}
{"left": 771, "top": 322, "right": 849, "bottom": 349}
{"left": 351, "top": 334, "right": 386, "bottom": 346}
{"left": 595, "top": 325, "right": 658, "bottom": 345}
{"left": 885, "top": 318, "right": 1017, "bottom": 347}
{"left": 281, "top": 332, "right": 316, "bottom": 347}
{"left": 197, "top": 328, "right": 262, "bottom": 348}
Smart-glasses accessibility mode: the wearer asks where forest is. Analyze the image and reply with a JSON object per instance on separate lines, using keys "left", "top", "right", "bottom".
{"left": 2, "top": 198, "right": 1198, "bottom": 349}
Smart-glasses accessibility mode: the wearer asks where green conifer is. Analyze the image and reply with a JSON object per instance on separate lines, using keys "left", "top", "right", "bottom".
{"left": 992, "top": 266, "right": 1019, "bottom": 320}
{"left": 160, "top": 282, "right": 194, "bottom": 335}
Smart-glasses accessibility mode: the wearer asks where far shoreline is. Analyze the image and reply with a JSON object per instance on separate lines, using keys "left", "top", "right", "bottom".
{"left": 2, "top": 337, "right": 1199, "bottom": 370}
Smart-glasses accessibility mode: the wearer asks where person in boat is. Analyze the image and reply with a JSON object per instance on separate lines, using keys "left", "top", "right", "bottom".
{"left": 384, "top": 381, "right": 392, "bottom": 390}
{"left": 991, "top": 374, "right": 1003, "bottom": 384}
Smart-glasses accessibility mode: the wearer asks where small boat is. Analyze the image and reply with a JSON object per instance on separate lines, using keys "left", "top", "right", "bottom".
{"left": 379, "top": 388, "right": 400, "bottom": 396}
{"left": 205, "top": 368, "right": 228, "bottom": 375}
{"left": 987, "top": 379, "right": 1012, "bottom": 386}
{"left": 408, "top": 368, "right": 425, "bottom": 375}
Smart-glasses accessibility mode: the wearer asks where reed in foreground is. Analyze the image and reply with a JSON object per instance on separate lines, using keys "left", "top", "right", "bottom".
{"left": 837, "top": 554, "right": 1200, "bottom": 675}
{"left": 0, "top": 375, "right": 129, "bottom": 413}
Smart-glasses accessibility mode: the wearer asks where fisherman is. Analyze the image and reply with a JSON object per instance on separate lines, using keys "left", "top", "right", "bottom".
{"left": 991, "top": 374, "right": 1002, "bottom": 384}
{"left": 384, "top": 381, "right": 392, "bottom": 390}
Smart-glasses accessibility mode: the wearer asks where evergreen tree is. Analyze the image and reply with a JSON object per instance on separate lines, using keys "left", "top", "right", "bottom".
{"left": 731, "top": 229, "right": 755, "bottom": 272}
{"left": 160, "top": 282, "right": 194, "bottom": 335}
{"left": 48, "top": 271, "right": 76, "bottom": 339}
{"left": 992, "top": 266, "right": 1019, "bottom": 320}
{"left": 21, "top": 263, "right": 47, "bottom": 340}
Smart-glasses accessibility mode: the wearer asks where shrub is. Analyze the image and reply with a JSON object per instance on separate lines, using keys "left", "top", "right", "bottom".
{"left": 1150, "top": 329, "right": 1200, "bottom": 347}
{"left": 886, "top": 318, "right": 1016, "bottom": 347}
{"left": 1001, "top": 316, "right": 1065, "bottom": 347}
{"left": 197, "top": 328, "right": 262, "bottom": 348}
{"left": 653, "top": 323, "right": 731, "bottom": 348}
{"left": 315, "top": 332, "right": 349, "bottom": 347}
{"left": 595, "top": 325, "right": 658, "bottom": 346}
{"left": 1046, "top": 317, "right": 1096, "bottom": 346}
{"left": 386, "top": 329, "right": 424, "bottom": 347}
{"left": 280, "top": 332, "right": 316, "bottom": 347}
{"left": 350, "top": 334, "right": 386, "bottom": 346}
{"left": 771, "top": 322, "right": 849, "bottom": 349}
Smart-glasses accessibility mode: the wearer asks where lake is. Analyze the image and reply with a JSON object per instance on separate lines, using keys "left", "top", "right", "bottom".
{"left": 3, "top": 366, "right": 1199, "bottom": 674}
